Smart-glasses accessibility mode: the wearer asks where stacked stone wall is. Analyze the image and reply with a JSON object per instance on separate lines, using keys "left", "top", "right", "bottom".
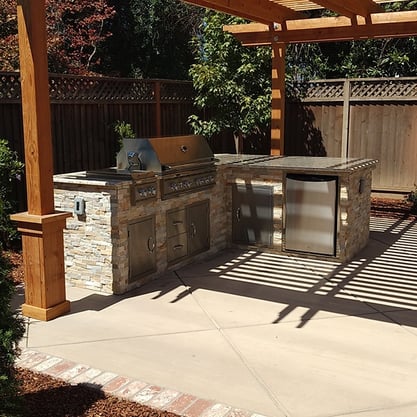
{"left": 54, "top": 162, "right": 375, "bottom": 294}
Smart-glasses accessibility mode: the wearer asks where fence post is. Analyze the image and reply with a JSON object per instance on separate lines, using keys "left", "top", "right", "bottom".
{"left": 155, "top": 80, "right": 161, "bottom": 137}
{"left": 341, "top": 79, "right": 351, "bottom": 158}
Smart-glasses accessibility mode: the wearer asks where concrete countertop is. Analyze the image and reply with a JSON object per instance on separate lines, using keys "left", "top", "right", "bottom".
{"left": 53, "top": 169, "right": 157, "bottom": 186}
{"left": 215, "top": 154, "right": 378, "bottom": 173}
{"left": 54, "top": 155, "right": 378, "bottom": 186}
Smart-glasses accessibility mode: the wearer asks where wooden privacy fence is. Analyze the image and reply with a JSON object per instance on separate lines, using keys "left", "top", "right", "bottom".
{"left": 285, "top": 77, "right": 417, "bottom": 193}
{"left": 0, "top": 72, "right": 195, "bottom": 175}
{"left": 1, "top": 72, "right": 417, "bottom": 201}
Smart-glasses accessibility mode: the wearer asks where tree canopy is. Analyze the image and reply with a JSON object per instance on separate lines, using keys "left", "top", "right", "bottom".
{"left": 1, "top": 1, "right": 417, "bottom": 80}
{"left": 0, "top": 0, "right": 115, "bottom": 75}
{"left": 102, "top": 0, "right": 202, "bottom": 78}
{"left": 0, "top": 0, "right": 201, "bottom": 79}
{"left": 188, "top": 11, "right": 271, "bottom": 145}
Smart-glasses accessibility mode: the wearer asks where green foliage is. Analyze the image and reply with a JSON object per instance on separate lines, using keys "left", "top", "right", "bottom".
{"left": 286, "top": 2, "right": 417, "bottom": 80}
{"left": 0, "top": 251, "right": 25, "bottom": 417}
{"left": 0, "top": 0, "right": 115, "bottom": 75}
{"left": 102, "top": 0, "right": 202, "bottom": 78}
{"left": 0, "top": 140, "right": 24, "bottom": 250}
{"left": 189, "top": 11, "right": 272, "bottom": 140}
{"left": 113, "top": 120, "right": 136, "bottom": 148}
{"left": 286, "top": 43, "right": 329, "bottom": 83}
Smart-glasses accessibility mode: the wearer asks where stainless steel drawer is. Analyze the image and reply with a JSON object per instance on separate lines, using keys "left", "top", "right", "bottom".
{"left": 167, "top": 233, "right": 188, "bottom": 263}
{"left": 166, "top": 208, "right": 187, "bottom": 238}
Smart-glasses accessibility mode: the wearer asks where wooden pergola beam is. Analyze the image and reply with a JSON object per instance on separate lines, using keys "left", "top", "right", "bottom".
{"left": 224, "top": 10, "right": 417, "bottom": 45}
{"left": 183, "top": 0, "right": 303, "bottom": 25}
{"left": 271, "top": 43, "right": 285, "bottom": 155}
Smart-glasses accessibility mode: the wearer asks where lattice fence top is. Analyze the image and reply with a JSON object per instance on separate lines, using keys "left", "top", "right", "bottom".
{"left": 3, "top": 72, "right": 417, "bottom": 103}
{"left": 350, "top": 78, "right": 417, "bottom": 100}
{"left": 0, "top": 72, "right": 194, "bottom": 103}
{"left": 301, "top": 81, "right": 345, "bottom": 100}
{"left": 0, "top": 73, "right": 21, "bottom": 101}
{"left": 300, "top": 77, "right": 417, "bottom": 102}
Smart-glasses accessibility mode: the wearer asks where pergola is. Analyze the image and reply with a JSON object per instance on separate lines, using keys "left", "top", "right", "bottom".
{"left": 185, "top": 0, "right": 417, "bottom": 155}
{"left": 11, "top": 0, "right": 417, "bottom": 320}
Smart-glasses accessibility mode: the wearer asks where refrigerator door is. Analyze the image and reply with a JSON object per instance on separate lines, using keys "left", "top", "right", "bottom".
{"left": 284, "top": 174, "right": 338, "bottom": 256}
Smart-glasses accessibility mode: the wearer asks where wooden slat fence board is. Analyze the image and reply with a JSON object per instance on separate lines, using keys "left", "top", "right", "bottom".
{"left": 286, "top": 77, "right": 417, "bottom": 192}
{"left": 349, "top": 103, "right": 417, "bottom": 191}
{"left": 2, "top": 72, "right": 417, "bottom": 207}
{"left": 285, "top": 101, "right": 343, "bottom": 157}
{"left": 0, "top": 72, "right": 195, "bottom": 209}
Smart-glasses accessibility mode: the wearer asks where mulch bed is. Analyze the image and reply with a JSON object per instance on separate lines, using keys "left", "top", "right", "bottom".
{"left": 370, "top": 197, "right": 417, "bottom": 219}
{"left": 5, "top": 197, "right": 416, "bottom": 417}
{"left": 16, "top": 368, "right": 180, "bottom": 417}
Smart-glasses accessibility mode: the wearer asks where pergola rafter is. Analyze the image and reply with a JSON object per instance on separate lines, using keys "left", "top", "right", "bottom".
{"left": 313, "top": 0, "right": 383, "bottom": 18}
{"left": 184, "top": 0, "right": 303, "bottom": 25}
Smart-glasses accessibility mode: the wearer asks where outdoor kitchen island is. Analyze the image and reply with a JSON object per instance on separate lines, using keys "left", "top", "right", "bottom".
{"left": 53, "top": 154, "right": 377, "bottom": 294}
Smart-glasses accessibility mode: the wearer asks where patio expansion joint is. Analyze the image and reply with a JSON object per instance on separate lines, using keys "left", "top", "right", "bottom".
{"left": 22, "top": 321, "right": 220, "bottom": 351}
{"left": 173, "top": 270, "right": 291, "bottom": 417}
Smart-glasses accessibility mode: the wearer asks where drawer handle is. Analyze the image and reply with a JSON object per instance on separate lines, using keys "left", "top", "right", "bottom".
{"left": 173, "top": 220, "right": 183, "bottom": 226}
{"left": 147, "top": 237, "right": 155, "bottom": 252}
{"left": 190, "top": 222, "right": 197, "bottom": 237}
{"left": 173, "top": 244, "right": 184, "bottom": 250}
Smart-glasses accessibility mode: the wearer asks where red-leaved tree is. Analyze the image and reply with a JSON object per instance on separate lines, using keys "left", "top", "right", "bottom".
{"left": 0, "top": 0, "right": 115, "bottom": 75}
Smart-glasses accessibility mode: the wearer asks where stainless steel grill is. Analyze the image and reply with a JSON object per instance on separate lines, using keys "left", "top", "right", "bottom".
{"left": 116, "top": 135, "right": 217, "bottom": 200}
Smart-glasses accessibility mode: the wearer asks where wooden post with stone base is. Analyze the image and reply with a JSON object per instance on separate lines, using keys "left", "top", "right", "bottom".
{"left": 11, "top": 0, "right": 71, "bottom": 321}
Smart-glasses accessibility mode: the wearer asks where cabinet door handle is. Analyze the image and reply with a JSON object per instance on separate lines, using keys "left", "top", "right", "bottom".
{"left": 190, "top": 222, "right": 197, "bottom": 237}
{"left": 236, "top": 208, "right": 241, "bottom": 222}
{"left": 173, "top": 244, "right": 184, "bottom": 250}
{"left": 147, "top": 237, "right": 155, "bottom": 252}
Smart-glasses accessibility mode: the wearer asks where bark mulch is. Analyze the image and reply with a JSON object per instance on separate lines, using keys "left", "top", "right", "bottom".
{"left": 16, "top": 368, "right": 180, "bottom": 417}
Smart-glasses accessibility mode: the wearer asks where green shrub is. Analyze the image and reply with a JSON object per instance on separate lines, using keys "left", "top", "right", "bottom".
{"left": 0, "top": 139, "right": 24, "bottom": 250}
{"left": 0, "top": 250, "right": 25, "bottom": 416}
{"left": 113, "top": 120, "right": 136, "bottom": 150}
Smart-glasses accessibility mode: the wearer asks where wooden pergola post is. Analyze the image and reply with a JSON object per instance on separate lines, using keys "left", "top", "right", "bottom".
{"left": 271, "top": 42, "right": 286, "bottom": 155}
{"left": 11, "top": 0, "right": 71, "bottom": 321}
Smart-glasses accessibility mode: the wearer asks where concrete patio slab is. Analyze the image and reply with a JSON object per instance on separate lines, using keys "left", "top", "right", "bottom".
{"left": 224, "top": 312, "right": 417, "bottom": 417}
{"left": 15, "top": 215, "right": 417, "bottom": 417}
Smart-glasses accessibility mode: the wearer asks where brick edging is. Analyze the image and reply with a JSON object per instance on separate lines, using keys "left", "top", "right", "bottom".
{"left": 16, "top": 349, "right": 268, "bottom": 417}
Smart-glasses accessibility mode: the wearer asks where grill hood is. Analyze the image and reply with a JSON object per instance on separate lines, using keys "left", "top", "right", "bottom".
{"left": 116, "top": 135, "right": 215, "bottom": 173}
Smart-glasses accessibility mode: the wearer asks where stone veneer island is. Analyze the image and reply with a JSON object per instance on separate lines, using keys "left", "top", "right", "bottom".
{"left": 53, "top": 155, "right": 378, "bottom": 294}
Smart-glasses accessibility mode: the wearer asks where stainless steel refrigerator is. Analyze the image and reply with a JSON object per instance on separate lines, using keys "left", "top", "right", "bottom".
{"left": 284, "top": 174, "right": 338, "bottom": 256}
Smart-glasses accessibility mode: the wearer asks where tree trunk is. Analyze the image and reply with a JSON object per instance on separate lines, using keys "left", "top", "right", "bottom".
{"left": 233, "top": 131, "right": 243, "bottom": 154}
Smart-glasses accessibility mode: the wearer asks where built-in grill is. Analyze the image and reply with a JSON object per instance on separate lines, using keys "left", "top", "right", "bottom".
{"left": 116, "top": 135, "right": 217, "bottom": 200}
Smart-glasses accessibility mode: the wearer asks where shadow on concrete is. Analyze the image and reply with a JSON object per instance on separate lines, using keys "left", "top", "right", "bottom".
{"left": 18, "top": 216, "right": 417, "bottom": 330}
{"left": 154, "top": 215, "right": 417, "bottom": 328}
